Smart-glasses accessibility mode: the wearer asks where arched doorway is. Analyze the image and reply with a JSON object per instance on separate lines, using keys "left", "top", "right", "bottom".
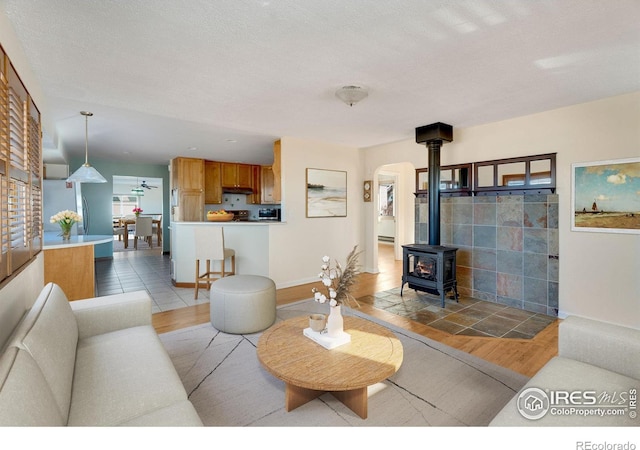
{"left": 370, "top": 162, "right": 415, "bottom": 274}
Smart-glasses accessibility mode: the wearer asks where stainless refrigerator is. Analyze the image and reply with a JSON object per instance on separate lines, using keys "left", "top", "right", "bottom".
{"left": 43, "top": 180, "right": 89, "bottom": 235}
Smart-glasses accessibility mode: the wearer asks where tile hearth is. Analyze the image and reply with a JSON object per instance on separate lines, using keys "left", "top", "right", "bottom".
{"left": 358, "top": 288, "right": 556, "bottom": 339}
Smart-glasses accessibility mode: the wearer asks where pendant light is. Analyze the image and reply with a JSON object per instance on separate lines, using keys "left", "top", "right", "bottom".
{"left": 67, "top": 111, "right": 107, "bottom": 183}
{"left": 131, "top": 178, "right": 144, "bottom": 196}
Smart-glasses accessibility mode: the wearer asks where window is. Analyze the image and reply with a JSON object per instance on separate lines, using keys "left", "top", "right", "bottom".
{"left": 112, "top": 196, "right": 140, "bottom": 217}
{"left": 415, "top": 164, "right": 472, "bottom": 197}
{"left": 378, "top": 183, "right": 394, "bottom": 216}
{"left": 0, "top": 44, "right": 42, "bottom": 285}
{"left": 473, "top": 153, "right": 556, "bottom": 195}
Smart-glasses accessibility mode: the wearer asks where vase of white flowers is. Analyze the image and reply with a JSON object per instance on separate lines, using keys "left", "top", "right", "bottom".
{"left": 50, "top": 210, "right": 82, "bottom": 240}
{"left": 312, "top": 245, "right": 360, "bottom": 338}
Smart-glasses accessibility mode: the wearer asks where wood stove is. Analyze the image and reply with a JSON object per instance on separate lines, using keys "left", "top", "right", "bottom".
{"left": 401, "top": 244, "right": 458, "bottom": 307}
{"left": 401, "top": 122, "right": 459, "bottom": 307}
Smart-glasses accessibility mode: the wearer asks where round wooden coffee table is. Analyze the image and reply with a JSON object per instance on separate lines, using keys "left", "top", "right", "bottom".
{"left": 257, "top": 315, "right": 403, "bottom": 419}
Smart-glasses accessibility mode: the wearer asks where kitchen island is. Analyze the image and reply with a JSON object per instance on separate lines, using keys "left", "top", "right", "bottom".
{"left": 43, "top": 233, "right": 113, "bottom": 300}
{"left": 169, "top": 221, "right": 284, "bottom": 287}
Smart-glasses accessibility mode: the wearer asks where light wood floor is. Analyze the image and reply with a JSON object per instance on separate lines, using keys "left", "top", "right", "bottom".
{"left": 152, "top": 243, "right": 558, "bottom": 377}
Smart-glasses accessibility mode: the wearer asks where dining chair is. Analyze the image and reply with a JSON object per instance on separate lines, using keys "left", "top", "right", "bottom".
{"left": 152, "top": 214, "right": 162, "bottom": 246}
{"left": 134, "top": 216, "right": 153, "bottom": 249}
{"left": 194, "top": 226, "right": 235, "bottom": 299}
{"left": 113, "top": 222, "right": 125, "bottom": 241}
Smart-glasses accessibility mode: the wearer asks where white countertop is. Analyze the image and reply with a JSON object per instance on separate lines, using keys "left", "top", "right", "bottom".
{"left": 43, "top": 233, "right": 113, "bottom": 249}
{"left": 171, "top": 220, "right": 285, "bottom": 226}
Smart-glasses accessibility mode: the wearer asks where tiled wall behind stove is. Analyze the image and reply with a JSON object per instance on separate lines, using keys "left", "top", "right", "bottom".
{"left": 415, "top": 194, "right": 559, "bottom": 316}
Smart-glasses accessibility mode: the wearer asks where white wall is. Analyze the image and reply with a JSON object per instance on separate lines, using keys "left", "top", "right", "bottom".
{"left": 363, "top": 92, "right": 640, "bottom": 329}
{"left": 268, "top": 136, "right": 364, "bottom": 288}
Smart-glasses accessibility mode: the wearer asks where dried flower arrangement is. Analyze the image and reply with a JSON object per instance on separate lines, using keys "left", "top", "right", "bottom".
{"left": 312, "top": 245, "right": 361, "bottom": 308}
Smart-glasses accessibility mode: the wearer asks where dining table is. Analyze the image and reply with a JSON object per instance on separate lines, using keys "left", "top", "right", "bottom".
{"left": 118, "top": 216, "right": 162, "bottom": 249}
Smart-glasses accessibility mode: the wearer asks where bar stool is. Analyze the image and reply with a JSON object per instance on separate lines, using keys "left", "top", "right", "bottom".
{"left": 194, "top": 227, "right": 235, "bottom": 299}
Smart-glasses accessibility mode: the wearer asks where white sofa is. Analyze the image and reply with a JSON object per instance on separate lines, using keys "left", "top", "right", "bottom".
{"left": 0, "top": 283, "right": 202, "bottom": 426}
{"left": 490, "top": 315, "right": 639, "bottom": 426}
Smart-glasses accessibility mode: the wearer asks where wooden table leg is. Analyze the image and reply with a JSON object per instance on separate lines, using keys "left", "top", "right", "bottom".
{"left": 285, "top": 383, "right": 368, "bottom": 419}
{"left": 285, "top": 383, "right": 323, "bottom": 411}
{"left": 332, "top": 387, "right": 368, "bottom": 419}
{"left": 124, "top": 223, "right": 129, "bottom": 248}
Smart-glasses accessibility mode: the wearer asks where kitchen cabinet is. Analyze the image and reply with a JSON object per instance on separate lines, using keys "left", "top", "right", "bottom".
{"left": 272, "top": 140, "right": 281, "bottom": 202}
{"left": 221, "top": 162, "right": 252, "bottom": 189}
{"left": 171, "top": 157, "right": 204, "bottom": 221}
{"left": 261, "top": 165, "right": 276, "bottom": 204}
{"left": 248, "top": 164, "right": 261, "bottom": 204}
{"left": 205, "top": 161, "right": 222, "bottom": 204}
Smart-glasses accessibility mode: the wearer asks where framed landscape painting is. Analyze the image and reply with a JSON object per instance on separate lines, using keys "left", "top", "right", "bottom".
{"left": 571, "top": 157, "right": 640, "bottom": 234}
{"left": 306, "top": 168, "right": 347, "bottom": 217}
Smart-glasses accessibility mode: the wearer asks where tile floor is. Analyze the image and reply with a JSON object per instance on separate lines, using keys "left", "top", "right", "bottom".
{"left": 95, "top": 251, "right": 209, "bottom": 314}
{"left": 96, "top": 250, "right": 556, "bottom": 338}
{"left": 358, "top": 287, "right": 556, "bottom": 339}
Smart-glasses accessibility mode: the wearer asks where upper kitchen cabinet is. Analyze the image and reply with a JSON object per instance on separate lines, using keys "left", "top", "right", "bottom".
{"left": 221, "top": 162, "right": 252, "bottom": 190}
{"left": 171, "top": 157, "right": 204, "bottom": 221}
{"left": 204, "top": 161, "right": 222, "bottom": 204}
{"left": 272, "top": 140, "right": 281, "bottom": 203}
{"left": 247, "top": 164, "right": 262, "bottom": 204}
{"left": 260, "top": 165, "right": 276, "bottom": 204}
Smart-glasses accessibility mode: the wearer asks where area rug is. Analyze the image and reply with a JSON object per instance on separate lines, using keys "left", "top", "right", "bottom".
{"left": 159, "top": 299, "right": 529, "bottom": 426}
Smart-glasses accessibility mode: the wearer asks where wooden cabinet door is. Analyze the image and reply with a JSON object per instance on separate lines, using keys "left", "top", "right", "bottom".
{"left": 272, "top": 140, "right": 281, "bottom": 202}
{"left": 237, "top": 164, "right": 252, "bottom": 189}
{"left": 221, "top": 162, "right": 237, "bottom": 187}
{"left": 205, "top": 161, "right": 222, "bottom": 204}
{"left": 178, "top": 157, "right": 204, "bottom": 190}
{"left": 221, "top": 162, "right": 252, "bottom": 189}
{"left": 179, "top": 191, "right": 204, "bottom": 222}
{"left": 248, "top": 165, "right": 261, "bottom": 204}
{"left": 261, "top": 165, "right": 275, "bottom": 204}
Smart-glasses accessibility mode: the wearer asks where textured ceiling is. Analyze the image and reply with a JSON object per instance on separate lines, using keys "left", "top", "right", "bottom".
{"left": 2, "top": 0, "right": 639, "bottom": 166}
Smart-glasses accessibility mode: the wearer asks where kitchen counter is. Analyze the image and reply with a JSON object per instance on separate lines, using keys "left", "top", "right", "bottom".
{"left": 169, "top": 221, "right": 282, "bottom": 286}
{"left": 43, "top": 233, "right": 113, "bottom": 249}
{"left": 42, "top": 233, "right": 113, "bottom": 300}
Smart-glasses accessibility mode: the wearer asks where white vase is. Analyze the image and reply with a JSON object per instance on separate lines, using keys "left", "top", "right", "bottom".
{"left": 327, "top": 304, "right": 344, "bottom": 338}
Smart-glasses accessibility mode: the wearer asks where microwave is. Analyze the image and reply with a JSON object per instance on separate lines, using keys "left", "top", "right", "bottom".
{"left": 258, "top": 208, "right": 280, "bottom": 220}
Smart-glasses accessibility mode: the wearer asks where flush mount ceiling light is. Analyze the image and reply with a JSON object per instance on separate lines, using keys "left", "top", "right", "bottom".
{"left": 67, "top": 111, "right": 107, "bottom": 183}
{"left": 335, "top": 85, "right": 368, "bottom": 107}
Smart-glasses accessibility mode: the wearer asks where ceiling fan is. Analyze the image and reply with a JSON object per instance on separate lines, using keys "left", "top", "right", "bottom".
{"left": 139, "top": 180, "right": 158, "bottom": 190}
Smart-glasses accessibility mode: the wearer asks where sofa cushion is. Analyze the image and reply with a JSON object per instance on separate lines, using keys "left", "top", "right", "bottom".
{"left": 8, "top": 283, "right": 78, "bottom": 423}
{"left": 0, "top": 347, "right": 65, "bottom": 426}
{"left": 490, "top": 356, "right": 638, "bottom": 426}
{"left": 69, "top": 325, "right": 192, "bottom": 426}
{"left": 559, "top": 315, "right": 640, "bottom": 380}
{"left": 118, "top": 400, "right": 203, "bottom": 426}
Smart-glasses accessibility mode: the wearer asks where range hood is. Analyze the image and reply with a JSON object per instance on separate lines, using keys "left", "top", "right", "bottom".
{"left": 222, "top": 186, "right": 254, "bottom": 194}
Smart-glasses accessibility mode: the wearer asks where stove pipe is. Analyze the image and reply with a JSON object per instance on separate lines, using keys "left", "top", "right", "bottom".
{"left": 415, "top": 122, "right": 453, "bottom": 246}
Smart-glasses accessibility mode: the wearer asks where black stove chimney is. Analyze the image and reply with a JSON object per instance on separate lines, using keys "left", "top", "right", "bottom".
{"left": 415, "top": 122, "right": 453, "bottom": 246}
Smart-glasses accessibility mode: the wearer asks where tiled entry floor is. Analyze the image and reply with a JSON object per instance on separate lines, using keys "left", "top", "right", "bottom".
{"left": 358, "top": 287, "right": 557, "bottom": 339}
{"left": 95, "top": 252, "right": 208, "bottom": 313}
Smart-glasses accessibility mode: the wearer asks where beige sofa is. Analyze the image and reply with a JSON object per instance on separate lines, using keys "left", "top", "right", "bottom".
{"left": 0, "top": 283, "right": 202, "bottom": 426}
{"left": 490, "top": 315, "right": 639, "bottom": 426}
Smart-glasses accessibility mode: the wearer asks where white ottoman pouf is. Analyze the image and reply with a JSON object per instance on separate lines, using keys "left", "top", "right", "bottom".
{"left": 210, "top": 275, "right": 276, "bottom": 334}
